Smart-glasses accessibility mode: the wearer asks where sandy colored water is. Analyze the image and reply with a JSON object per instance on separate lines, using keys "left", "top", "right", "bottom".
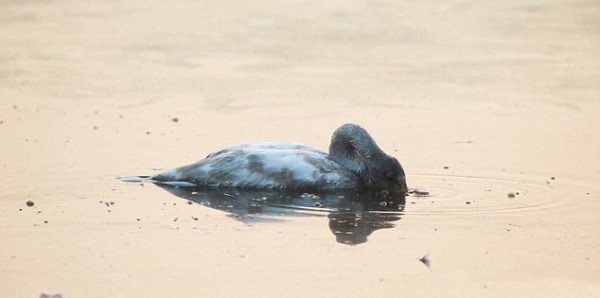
{"left": 1, "top": 0, "right": 600, "bottom": 297}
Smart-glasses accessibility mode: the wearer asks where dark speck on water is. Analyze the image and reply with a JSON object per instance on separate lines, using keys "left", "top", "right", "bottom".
{"left": 39, "top": 292, "right": 63, "bottom": 298}
{"left": 419, "top": 253, "right": 431, "bottom": 269}
{"left": 26, "top": 200, "right": 34, "bottom": 207}
{"left": 172, "top": 117, "right": 179, "bottom": 122}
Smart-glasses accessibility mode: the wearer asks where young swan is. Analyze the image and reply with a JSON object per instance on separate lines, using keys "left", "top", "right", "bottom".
{"left": 152, "top": 124, "right": 408, "bottom": 193}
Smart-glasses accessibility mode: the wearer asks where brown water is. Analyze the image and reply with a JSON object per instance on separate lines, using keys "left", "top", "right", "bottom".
{"left": 1, "top": 1, "right": 600, "bottom": 297}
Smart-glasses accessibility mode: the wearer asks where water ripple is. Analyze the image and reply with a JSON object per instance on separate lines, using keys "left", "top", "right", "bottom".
{"left": 405, "top": 173, "right": 582, "bottom": 216}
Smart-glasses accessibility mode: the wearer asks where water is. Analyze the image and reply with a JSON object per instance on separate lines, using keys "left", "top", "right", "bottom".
{"left": 124, "top": 171, "right": 586, "bottom": 246}
{"left": 407, "top": 174, "right": 568, "bottom": 216}
{"left": 151, "top": 184, "right": 407, "bottom": 245}
{"left": 1, "top": 0, "right": 599, "bottom": 297}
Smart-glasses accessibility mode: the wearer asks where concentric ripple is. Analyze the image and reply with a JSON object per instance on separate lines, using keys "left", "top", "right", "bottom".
{"left": 405, "top": 173, "right": 585, "bottom": 216}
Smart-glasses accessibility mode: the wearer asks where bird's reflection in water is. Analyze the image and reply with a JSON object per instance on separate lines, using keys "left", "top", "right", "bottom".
{"left": 155, "top": 184, "right": 405, "bottom": 245}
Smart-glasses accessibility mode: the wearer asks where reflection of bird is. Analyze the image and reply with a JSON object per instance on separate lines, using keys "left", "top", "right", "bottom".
{"left": 152, "top": 184, "right": 405, "bottom": 245}
{"left": 328, "top": 212, "right": 400, "bottom": 245}
{"left": 151, "top": 124, "right": 407, "bottom": 193}
{"left": 419, "top": 253, "right": 431, "bottom": 269}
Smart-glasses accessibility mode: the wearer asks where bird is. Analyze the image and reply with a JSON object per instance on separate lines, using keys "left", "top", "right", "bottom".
{"left": 151, "top": 123, "right": 408, "bottom": 194}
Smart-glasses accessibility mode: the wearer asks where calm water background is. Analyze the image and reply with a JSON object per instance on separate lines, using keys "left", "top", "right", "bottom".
{"left": 1, "top": 1, "right": 599, "bottom": 297}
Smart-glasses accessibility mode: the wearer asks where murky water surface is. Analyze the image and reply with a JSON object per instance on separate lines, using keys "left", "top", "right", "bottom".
{"left": 144, "top": 183, "right": 407, "bottom": 245}
{"left": 123, "top": 171, "right": 590, "bottom": 246}
{"left": 1, "top": 0, "right": 599, "bottom": 297}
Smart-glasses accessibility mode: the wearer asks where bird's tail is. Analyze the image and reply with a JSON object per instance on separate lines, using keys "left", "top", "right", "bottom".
{"left": 116, "top": 175, "right": 152, "bottom": 183}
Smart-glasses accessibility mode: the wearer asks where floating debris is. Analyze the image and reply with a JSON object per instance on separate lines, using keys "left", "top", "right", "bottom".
{"left": 26, "top": 200, "right": 35, "bottom": 207}
{"left": 411, "top": 185, "right": 430, "bottom": 196}
{"left": 507, "top": 192, "right": 516, "bottom": 199}
{"left": 419, "top": 253, "right": 431, "bottom": 269}
{"left": 40, "top": 292, "right": 62, "bottom": 298}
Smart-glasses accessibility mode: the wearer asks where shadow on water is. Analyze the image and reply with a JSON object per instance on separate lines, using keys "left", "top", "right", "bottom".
{"left": 155, "top": 184, "right": 406, "bottom": 245}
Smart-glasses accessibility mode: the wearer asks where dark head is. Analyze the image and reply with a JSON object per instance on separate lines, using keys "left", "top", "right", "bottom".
{"left": 329, "top": 124, "right": 408, "bottom": 194}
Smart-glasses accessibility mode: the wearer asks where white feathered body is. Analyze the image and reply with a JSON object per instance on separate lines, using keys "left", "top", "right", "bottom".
{"left": 152, "top": 142, "right": 359, "bottom": 190}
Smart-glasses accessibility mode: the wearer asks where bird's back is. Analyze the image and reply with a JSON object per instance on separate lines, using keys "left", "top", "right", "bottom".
{"left": 151, "top": 142, "right": 359, "bottom": 190}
